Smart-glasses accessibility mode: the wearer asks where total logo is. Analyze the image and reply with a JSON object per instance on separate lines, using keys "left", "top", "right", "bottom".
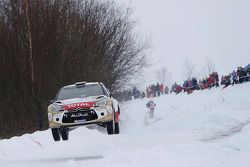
{"left": 64, "top": 102, "right": 94, "bottom": 110}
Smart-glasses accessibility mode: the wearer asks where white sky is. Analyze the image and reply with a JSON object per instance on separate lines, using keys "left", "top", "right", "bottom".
{"left": 121, "top": 0, "right": 250, "bottom": 86}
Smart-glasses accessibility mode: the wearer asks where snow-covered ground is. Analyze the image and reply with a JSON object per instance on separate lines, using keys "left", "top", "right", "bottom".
{"left": 1, "top": 83, "right": 250, "bottom": 167}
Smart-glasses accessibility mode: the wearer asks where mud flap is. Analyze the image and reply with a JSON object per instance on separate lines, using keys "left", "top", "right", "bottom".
{"left": 114, "top": 111, "right": 119, "bottom": 123}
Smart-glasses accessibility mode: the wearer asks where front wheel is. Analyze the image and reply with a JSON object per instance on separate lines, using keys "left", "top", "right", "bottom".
{"left": 51, "top": 128, "right": 60, "bottom": 142}
{"left": 60, "top": 128, "right": 69, "bottom": 141}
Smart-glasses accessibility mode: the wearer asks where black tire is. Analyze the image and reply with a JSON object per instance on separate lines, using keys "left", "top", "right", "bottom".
{"left": 114, "top": 109, "right": 120, "bottom": 134}
{"left": 60, "top": 129, "right": 69, "bottom": 141}
{"left": 114, "top": 122, "right": 119, "bottom": 134}
{"left": 51, "top": 128, "right": 60, "bottom": 142}
{"left": 106, "top": 120, "right": 114, "bottom": 135}
{"left": 118, "top": 107, "right": 120, "bottom": 115}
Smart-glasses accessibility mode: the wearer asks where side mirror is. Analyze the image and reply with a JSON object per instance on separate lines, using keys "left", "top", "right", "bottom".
{"left": 50, "top": 99, "right": 55, "bottom": 104}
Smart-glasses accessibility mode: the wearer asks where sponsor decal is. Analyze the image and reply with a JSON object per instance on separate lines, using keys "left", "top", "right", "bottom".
{"left": 63, "top": 102, "right": 94, "bottom": 110}
{"left": 74, "top": 119, "right": 86, "bottom": 123}
{"left": 63, "top": 114, "right": 68, "bottom": 118}
{"left": 71, "top": 113, "right": 88, "bottom": 118}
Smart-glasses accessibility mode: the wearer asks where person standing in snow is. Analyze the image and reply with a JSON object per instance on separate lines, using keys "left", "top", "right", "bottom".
{"left": 231, "top": 70, "right": 237, "bottom": 85}
{"left": 156, "top": 83, "right": 161, "bottom": 96}
{"left": 221, "top": 75, "right": 231, "bottom": 89}
{"left": 214, "top": 72, "right": 219, "bottom": 87}
{"left": 160, "top": 83, "right": 164, "bottom": 95}
{"left": 146, "top": 100, "right": 156, "bottom": 118}
{"left": 247, "top": 68, "right": 250, "bottom": 82}
{"left": 164, "top": 86, "right": 169, "bottom": 94}
{"left": 141, "top": 91, "right": 146, "bottom": 99}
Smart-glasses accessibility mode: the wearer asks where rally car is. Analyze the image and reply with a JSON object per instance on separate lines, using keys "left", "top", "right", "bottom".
{"left": 48, "top": 82, "right": 120, "bottom": 141}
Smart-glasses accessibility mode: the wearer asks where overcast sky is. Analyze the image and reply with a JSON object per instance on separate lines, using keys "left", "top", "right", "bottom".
{"left": 121, "top": 0, "right": 250, "bottom": 86}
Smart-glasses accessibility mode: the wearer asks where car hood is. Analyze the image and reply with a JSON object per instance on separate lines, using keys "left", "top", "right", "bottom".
{"left": 54, "top": 95, "right": 106, "bottom": 110}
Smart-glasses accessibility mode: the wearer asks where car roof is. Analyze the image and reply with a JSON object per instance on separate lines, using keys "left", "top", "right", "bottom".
{"left": 62, "top": 82, "right": 102, "bottom": 89}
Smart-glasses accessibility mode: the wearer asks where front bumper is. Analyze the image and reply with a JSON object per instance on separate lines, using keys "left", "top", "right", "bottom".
{"left": 48, "top": 107, "right": 113, "bottom": 129}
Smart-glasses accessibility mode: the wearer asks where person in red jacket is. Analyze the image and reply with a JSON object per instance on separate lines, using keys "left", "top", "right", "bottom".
{"left": 207, "top": 75, "right": 214, "bottom": 89}
{"left": 160, "top": 83, "right": 164, "bottom": 95}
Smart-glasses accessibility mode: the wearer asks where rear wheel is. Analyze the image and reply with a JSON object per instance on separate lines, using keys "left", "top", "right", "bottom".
{"left": 114, "top": 122, "right": 119, "bottom": 134}
{"left": 51, "top": 128, "right": 60, "bottom": 142}
{"left": 106, "top": 120, "right": 114, "bottom": 135}
{"left": 60, "top": 129, "right": 69, "bottom": 141}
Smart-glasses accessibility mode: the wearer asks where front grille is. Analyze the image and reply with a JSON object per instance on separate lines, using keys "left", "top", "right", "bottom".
{"left": 62, "top": 108, "right": 98, "bottom": 123}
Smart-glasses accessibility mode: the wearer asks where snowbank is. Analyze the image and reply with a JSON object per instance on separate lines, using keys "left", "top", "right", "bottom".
{"left": 0, "top": 83, "right": 250, "bottom": 167}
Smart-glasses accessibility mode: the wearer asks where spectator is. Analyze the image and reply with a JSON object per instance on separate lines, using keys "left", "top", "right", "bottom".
{"left": 151, "top": 84, "right": 156, "bottom": 97}
{"left": 146, "top": 86, "right": 150, "bottom": 98}
{"left": 132, "top": 86, "right": 140, "bottom": 99}
{"left": 207, "top": 74, "right": 214, "bottom": 89}
{"left": 213, "top": 72, "right": 219, "bottom": 87}
{"left": 164, "top": 86, "right": 169, "bottom": 94}
{"left": 246, "top": 68, "right": 250, "bottom": 82}
{"left": 182, "top": 80, "right": 188, "bottom": 93}
{"left": 221, "top": 75, "right": 231, "bottom": 89}
{"left": 171, "top": 82, "right": 182, "bottom": 94}
{"left": 160, "top": 83, "right": 164, "bottom": 95}
{"left": 141, "top": 91, "right": 146, "bottom": 99}
{"left": 170, "top": 83, "right": 177, "bottom": 94}
{"left": 237, "top": 67, "right": 246, "bottom": 83}
{"left": 231, "top": 70, "right": 237, "bottom": 85}
{"left": 191, "top": 77, "right": 198, "bottom": 90}
{"left": 156, "top": 83, "right": 161, "bottom": 97}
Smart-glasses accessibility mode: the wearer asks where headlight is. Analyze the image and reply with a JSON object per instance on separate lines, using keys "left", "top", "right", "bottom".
{"left": 48, "top": 104, "right": 63, "bottom": 112}
{"left": 95, "top": 99, "right": 112, "bottom": 107}
{"left": 94, "top": 99, "right": 107, "bottom": 107}
{"left": 94, "top": 99, "right": 113, "bottom": 114}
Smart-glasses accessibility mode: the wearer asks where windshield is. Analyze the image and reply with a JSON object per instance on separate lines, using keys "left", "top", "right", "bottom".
{"left": 56, "top": 84, "right": 105, "bottom": 100}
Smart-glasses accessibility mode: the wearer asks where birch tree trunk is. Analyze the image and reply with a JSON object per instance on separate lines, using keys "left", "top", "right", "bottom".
{"left": 25, "top": 0, "right": 35, "bottom": 97}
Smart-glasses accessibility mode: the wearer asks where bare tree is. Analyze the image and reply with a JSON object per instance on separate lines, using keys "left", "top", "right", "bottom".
{"left": 205, "top": 57, "right": 216, "bottom": 75}
{"left": 184, "top": 58, "right": 195, "bottom": 80}
{"left": 156, "top": 67, "right": 172, "bottom": 86}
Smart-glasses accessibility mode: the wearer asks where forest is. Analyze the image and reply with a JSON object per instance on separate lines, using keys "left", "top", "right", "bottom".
{"left": 0, "top": 0, "right": 148, "bottom": 138}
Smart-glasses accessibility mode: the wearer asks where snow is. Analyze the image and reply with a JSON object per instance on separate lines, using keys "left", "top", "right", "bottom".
{"left": 1, "top": 83, "right": 250, "bottom": 167}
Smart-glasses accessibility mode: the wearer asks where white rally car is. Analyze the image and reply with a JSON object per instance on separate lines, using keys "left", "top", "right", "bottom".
{"left": 48, "top": 82, "right": 120, "bottom": 141}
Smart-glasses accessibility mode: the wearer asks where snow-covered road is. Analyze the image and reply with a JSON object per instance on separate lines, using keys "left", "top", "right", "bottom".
{"left": 1, "top": 83, "right": 250, "bottom": 167}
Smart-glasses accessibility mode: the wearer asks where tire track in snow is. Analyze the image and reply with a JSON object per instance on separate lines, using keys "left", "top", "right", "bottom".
{"left": 202, "top": 120, "right": 250, "bottom": 142}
